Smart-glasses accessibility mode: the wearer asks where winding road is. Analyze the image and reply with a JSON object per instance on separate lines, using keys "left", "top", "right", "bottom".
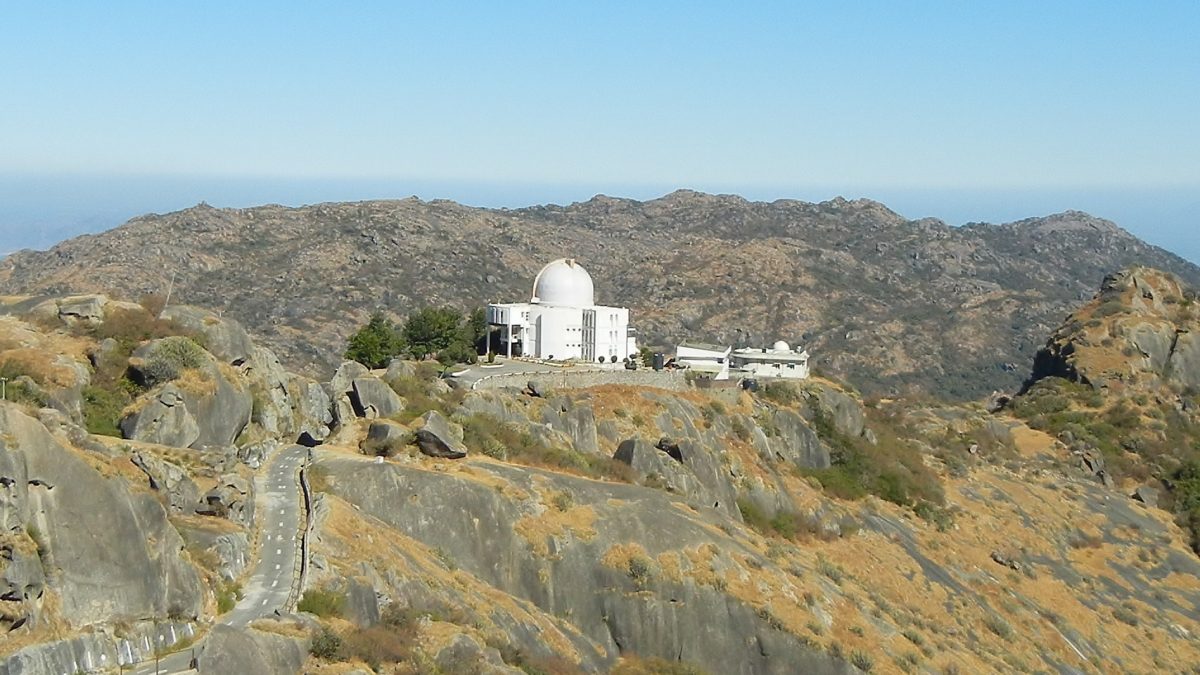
{"left": 133, "top": 444, "right": 310, "bottom": 674}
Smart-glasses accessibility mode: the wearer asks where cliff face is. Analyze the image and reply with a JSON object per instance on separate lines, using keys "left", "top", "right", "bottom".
{"left": 3, "top": 193, "right": 1197, "bottom": 398}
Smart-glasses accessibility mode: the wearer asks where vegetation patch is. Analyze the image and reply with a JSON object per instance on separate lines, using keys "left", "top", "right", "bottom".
{"left": 297, "top": 586, "right": 346, "bottom": 618}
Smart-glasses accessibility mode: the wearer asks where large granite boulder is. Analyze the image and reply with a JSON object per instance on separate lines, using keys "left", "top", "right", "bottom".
{"left": 765, "top": 409, "right": 833, "bottom": 469}
{"left": 328, "top": 361, "right": 370, "bottom": 428}
{"left": 541, "top": 396, "right": 600, "bottom": 456}
{"left": 350, "top": 377, "right": 404, "bottom": 419}
{"left": 414, "top": 411, "right": 468, "bottom": 459}
{"left": 295, "top": 379, "right": 333, "bottom": 445}
{"left": 119, "top": 384, "right": 201, "bottom": 448}
{"left": 196, "top": 624, "right": 307, "bottom": 675}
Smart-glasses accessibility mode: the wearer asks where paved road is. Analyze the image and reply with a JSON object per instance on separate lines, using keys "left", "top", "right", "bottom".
{"left": 133, "top": 444, "right": 309, "bottom": 674}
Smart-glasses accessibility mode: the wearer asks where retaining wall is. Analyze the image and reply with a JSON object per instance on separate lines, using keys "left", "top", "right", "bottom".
{"left": 471, "top": 369, "right": 689, "bottom": 392}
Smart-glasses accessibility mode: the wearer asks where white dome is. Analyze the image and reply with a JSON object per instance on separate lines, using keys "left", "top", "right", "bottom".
{"left": 531, "top": 258, "right": 595, "bottom": 306}
{"left": 772, "top": 340, "right": 791, "bottom": 352}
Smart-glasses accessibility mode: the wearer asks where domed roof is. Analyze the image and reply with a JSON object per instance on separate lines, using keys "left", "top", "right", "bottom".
{"left": 531, "top": 258, "right": 595, "bottom": 307}
{"left": 772, "top": 340, "right": 791, "bottom": 352}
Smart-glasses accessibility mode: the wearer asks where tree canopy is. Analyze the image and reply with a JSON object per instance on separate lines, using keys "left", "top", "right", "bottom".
{"left": 344, "top": 312, "right": 405, "bottom": 369}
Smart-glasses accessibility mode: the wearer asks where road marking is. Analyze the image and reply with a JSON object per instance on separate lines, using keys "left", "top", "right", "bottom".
{"left": 261, "top": 599, "right": 268, "bottom": 606}
{"left": 279, "top": 509, "right": 285, "bottom": 514}
{"left": 275, "top": 564, "right": 281, "bottom": 570}
{"left": 278, "top": 522, "right": 284, "bottom": 527}
{"left": 276, "top": 548, "right": 282, "bottom": 554}
{"left": 272, "top": 580, "right": 278, "bottom": 588}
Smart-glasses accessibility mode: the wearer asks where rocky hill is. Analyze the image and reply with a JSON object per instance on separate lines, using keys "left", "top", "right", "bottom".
{"left": 1, "top": 289, "right": 1199, "bottom": 673}
{"left": 1008, "top": 267, "right": 1200, "bottom": 552}
{"left": 2, "top": 192, "right": 1197, "bottom": 399}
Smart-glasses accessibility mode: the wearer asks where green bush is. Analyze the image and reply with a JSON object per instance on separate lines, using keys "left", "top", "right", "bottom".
{"left": 82, "top": 385, "right": 126, "bottom": 437}
{"left": 140, "top": 336, "right": 207, "bottom": 387}
{"left": 297, "top": 587, "right": 346, "bottom": 618}
{"left": 309, "top": 626, "right": 343, "bottom": 660}
{"left": 759, "top": 381, "right": 800, "bottom": 405}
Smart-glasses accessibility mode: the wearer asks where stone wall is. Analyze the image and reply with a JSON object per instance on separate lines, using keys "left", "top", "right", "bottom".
{"left": 471, "top": 369, "right": 689, "bottom": 392}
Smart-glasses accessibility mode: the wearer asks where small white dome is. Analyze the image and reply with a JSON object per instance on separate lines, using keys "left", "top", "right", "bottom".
{"left": 772, "top": 340, "right": 791, "bottom": 352}
{"left": 531, "top": 258, "right": 595, "bottom": 307}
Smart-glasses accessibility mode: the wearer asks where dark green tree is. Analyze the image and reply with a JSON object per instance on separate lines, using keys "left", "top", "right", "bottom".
{"left": 403, "top": 306, "right": 466, "bottom": 360}
{"left": 344, "top": 312, "right": 405, "bottom": 369}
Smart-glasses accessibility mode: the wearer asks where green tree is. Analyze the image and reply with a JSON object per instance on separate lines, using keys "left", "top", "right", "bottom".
{"left": 344, "top": 313, "right": 405, "bottom": 369}
{"left": 403, "top": 307, "right": 465, "bottom": 360}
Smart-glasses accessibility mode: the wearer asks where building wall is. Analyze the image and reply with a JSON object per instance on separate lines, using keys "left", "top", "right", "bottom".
{"left": 488, "top": 302, "right": 631, "bottom": 362}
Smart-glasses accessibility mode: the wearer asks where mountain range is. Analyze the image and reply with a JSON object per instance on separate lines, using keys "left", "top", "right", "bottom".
{"left": 3, "top": 190, "right": 1197, "bottom": 399}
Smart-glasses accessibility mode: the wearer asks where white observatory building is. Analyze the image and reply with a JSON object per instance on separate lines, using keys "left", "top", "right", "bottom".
{"left": 486, "top": 259, "right": 636, "bottom": 362}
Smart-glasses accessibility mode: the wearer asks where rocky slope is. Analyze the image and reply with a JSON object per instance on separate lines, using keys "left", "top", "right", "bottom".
{"left": 3, "top": 192, "right": 1198, "bottom": 398}
{"left": 1, "top": 282, "right": 1199, "bottom": 673}
{"left": 1009, "top": 267, "right": 1200, "bottom": 552}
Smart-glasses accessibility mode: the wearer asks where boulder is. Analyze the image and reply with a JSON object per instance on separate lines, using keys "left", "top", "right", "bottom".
{"left": 541, "top": 396, "right": 600, "bottom": 455}
{"left": 435, "top": 633, "right": 525, "bottom": 675}
{"left": 343, "top": 577, "right": 381, "bottom": 628}
{"left": 414, "top": 411, "right": 468, "bottom": 459}
{"left": 237, "top": 439, "right": 277, "bottom": 469}
{"left": 196, "top": 624, "right": 307, "bottom": 675}
{"left": 385, "top": 359, "right": 416, "bottom": 381}
{"left": 350, "top": 377, "right": 404, "bottom": 419}
{"left": 119, "top": 384, "right": 201, "bottom": 448}
{"left": 197, "top": 473, "right": 255, "bottom": 527}
{"left": 328, "top": 361, "right": 370, "bottom": 428}
{"left": 185, "top": 364, "right": 253, "bottom": 449}
{"left": 131, "top": 451, "right": 201, "bottom": 513}
{"left": 1167, "top": 331, "right": 1200, "bottom": 388}
{"left": 613, "top": 438, "right": 739, "bottom": 519}
{"left": 763, "top": 409, "right": 831, "bottom": 469}
{"left": 56, "top": 295, "right": 106, "bottom": 324}
{"left": 295, "top": 380, "right": 333, "bottom": 445}
{"left": 366, "top": 420, "right": 408, "bottom": 446}
{"left": 801, "top": 383, "right": 866, "bottom": 439}
{"left": 1133, "top": 485, "right": 1161, "bottom": 509}
{"left": 160, "top": 305, "right": 256, "bottom": 366}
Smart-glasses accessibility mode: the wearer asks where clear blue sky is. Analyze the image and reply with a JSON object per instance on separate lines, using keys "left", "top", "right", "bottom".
{"left": 1, "top": 2, "right": 1197, "bottom": 261}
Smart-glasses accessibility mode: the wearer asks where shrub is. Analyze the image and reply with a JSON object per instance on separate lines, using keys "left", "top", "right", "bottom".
{"left": 627, "top": 555, "right": 655, "bottom": 586}
{"left": 850, "top": 649, "right": 875, "bottom": 671}
{"left": 297, "top": 587, "right": 345, "bottom": 618}
{"left": 611, "top": 656, "right": 708, "bottom": 675}
{"left": 140, "top": 336, "right": 207, "bottom": 387}
{"left": 309, "top": 626, "right": 342, "bottom": 660}
{"left": 82, "top": 385, "right": 126, "bottom": 437}
{"left": 983, "top": 614, "right": 1013, "bottom": 640}
{"left": 759, "top": 381, "right": 800, "bottom": 405}
{"left": 341, "top": 623, "right": 417, "bottom": 668}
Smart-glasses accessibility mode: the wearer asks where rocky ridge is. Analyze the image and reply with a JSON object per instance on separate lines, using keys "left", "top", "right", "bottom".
{"left": 3, "top": 192, "right": 1198, "bottom": 398}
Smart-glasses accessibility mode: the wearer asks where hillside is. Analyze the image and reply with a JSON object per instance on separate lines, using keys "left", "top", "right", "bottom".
{"left": 1, "top": 287, "right": 1200, "bottom": 673}
{"left": 2, "top": 191, "right": 1198, "bottom": 399}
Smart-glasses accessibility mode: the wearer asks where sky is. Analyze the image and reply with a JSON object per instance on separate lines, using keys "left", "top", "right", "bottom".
{"left": 1, "top": 2, "right": 1196, "bottom": 261}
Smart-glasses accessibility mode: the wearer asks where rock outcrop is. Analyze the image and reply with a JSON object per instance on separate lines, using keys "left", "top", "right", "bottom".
{"left": 413, "top": 411, "right": 468, "bottom": 459}
{"left": 196, "top": 624, "right": 307, "bottom": 675}
{"left": 0, "top": 404, "right": 204, "bottom": 627}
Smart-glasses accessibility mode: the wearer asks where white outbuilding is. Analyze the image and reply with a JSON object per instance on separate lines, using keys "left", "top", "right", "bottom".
{"left": 485, "top": 259, "right": 637, "bottom": 362}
